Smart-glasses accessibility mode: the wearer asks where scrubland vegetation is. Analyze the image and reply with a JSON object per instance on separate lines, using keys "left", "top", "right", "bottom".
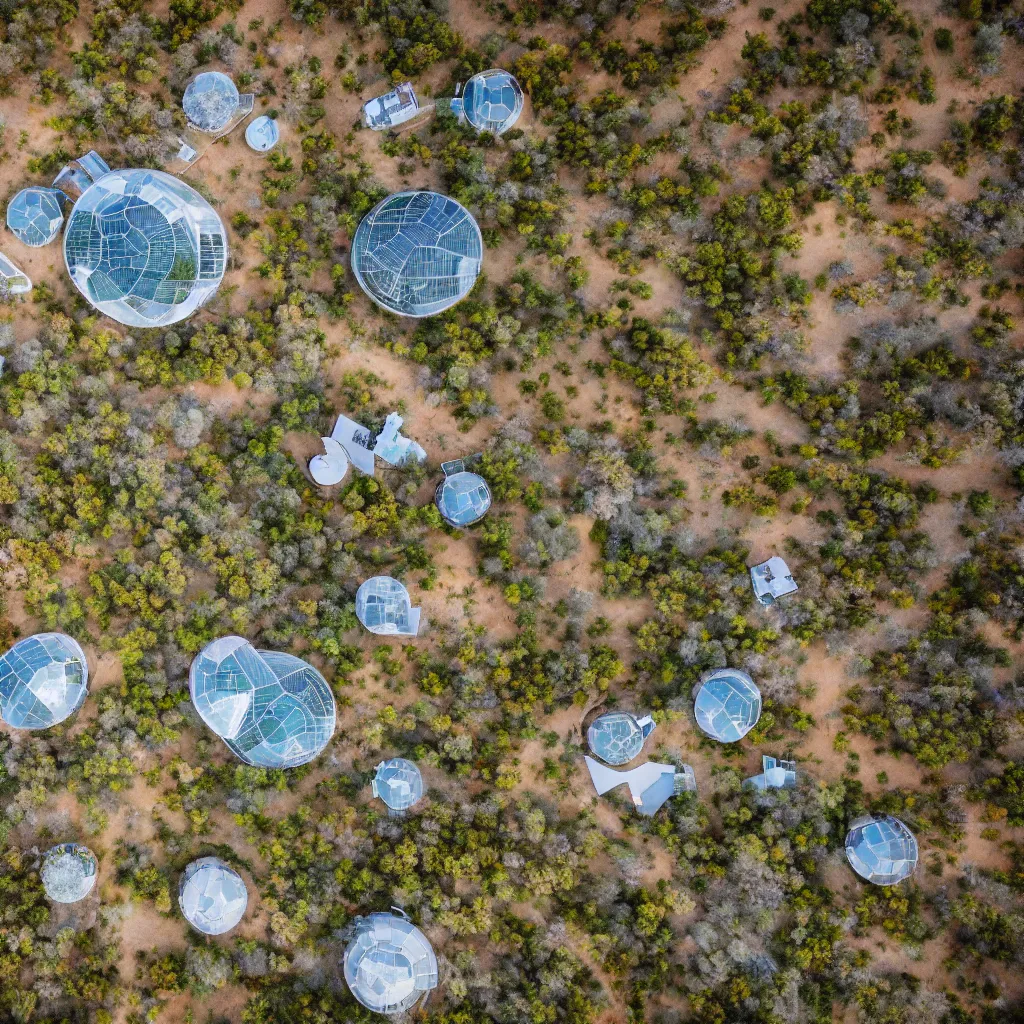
{"left": 1, "top": 0, "right": 1024, "bottom": 1018}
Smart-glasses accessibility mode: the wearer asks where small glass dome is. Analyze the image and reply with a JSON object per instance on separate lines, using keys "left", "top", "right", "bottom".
{"left": 0, "top": 633, "right": 88, "bottom": 729}
{"left": 64, "top": 168, "right": 227, "bottom": 328}
{"left": 183, "top": 72, "right": 240, "bottom": 133}
{"left": 246, "top": 115, "right": 280, "bottom": 152}
{"left": 344, "top": 911, "right": 438, "bottom": 1014}
{"left": 845, "top": 814, "right": 919, "bottom": 885}
{"left": 462, "top": 70, "right": 524, "bottom": 134}
{"left": 356, "top": 577, "right": 421, "bottom": 636}
{"left": 693, "top": 668, "right": 761, "bottom": 743}
{"left": 179, "top": 856, "right": 248, "bottom": 935}
{"left": 41, "top": 844, "right": 98, "bottom": 903}
{"left": 372, "top": 758, "right": 424, "bottom": 813}
{"left": 587, "top": 712, "right": 647, "bottom": 766}
{"left": 189, "top": 636, "right": 335, "bottom": 768}
{"left": 351, "top": 191, "right": 482, "bottom": 317}
{"left": 7, "top": 187, "right": 65, "bottom": 246}
{"left": 435, "top": 471, "right": 491, "bottom": 527}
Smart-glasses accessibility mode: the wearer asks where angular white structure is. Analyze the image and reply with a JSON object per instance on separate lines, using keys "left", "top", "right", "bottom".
{"left": 344, "top": 909, "right": 438, "bottom": 1014}
{"left": 372, "top": 757, "right": 425, "bottom": 814}
{"left": 0, "top": 252, "right": 31, "bottom": 295}
{"left": 363, "top": 82, "right": 420, "bottom": 130}
{"left": 7, "top": 187, "right": 65, "bottom": 246}
{"left": 351, "top": 191, "right": 482, "bottom": 317}
{"left": 41, "top": 843, "right": 98, "bottom": 903}
{"left": 178, "top": 856, "right": 248, "bottom": 935}
{"left": 845, "top": 814, "right": 918, "bottom": 886}
{"left": 356, "top": 577, "right": 421, "bottom": 636}
{"left": 189, "top": 636, "right": 335, "bottom": 768}
{"left": 587, "top": 711, "right": 655, "bottom": 766}
{"left": 435, "top": 458, "right": 491, "bottom": 527}
{"left": 183, "top": 72, "right": 254, "bottom": 134}
{"left": 64, "top": 168, "right": 227, "bottom": 328}
{"left": 743, "top": 754, "right": 797, "bottom": 791}
{"left": 750, "top": 556, "right": 798, "bottom": 606}
{"left": 309, "top": 436, "right": 350, "bottom": 486}
{"left": 585, "top": 757, "right": 696, "bottom": 816}
{"left": 452, "top": 70, "right": 524, "bottom": 135}
{"left": 246, "top": 115, "right": 280, "bottom": 152}
{"left": 694, "top": 668, "right": 761, "bottom": 743}
{"left": 373, "top": 412, "right": 427, "bottom": 466}
{"left": 313, "top": 411, "right": 426, "bottom": 484}
{"left": 0, "top": 633, "right": 88, "bottom": 730}
{"left": 52, "top": 151, "right": 110, "bottom": 201}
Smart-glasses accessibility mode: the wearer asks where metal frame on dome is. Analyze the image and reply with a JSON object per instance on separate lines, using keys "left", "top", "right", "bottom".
{"left": 693, "top": 668, "right": 761, "bottom": 743}
{"left": 845, "top": 814, "right": 918, "bottom": 885}
{"left": 344, "top": 910, "right": 438, "bottom": 1014}
{"left": 372, "top": 758, "right": 425, "bottom": 814}
{"left": 460, "top": 69, "right": 524, "bottom": 135}
{"left": 63, "top": 168, "right": 227, "bottom": 328}
{"left": 356, "top": 577, "right": 421, "bottom": 637}
{"left": 178, "top": 856, "right": 248, "bottom": 935}
{"left": 189, "top": 636, "right": 335, "bottom": 768}
{"left": 435, "top": 458, "right": 491, "bottom": 527}
{"left": 587, "top": 711, "right": 655, "bottom": 766}
{"left": 351, "top": 191, "right": 482, "bottom": 317}
{"left": 0, "top": 633, "right": 88, "bottom": 729}
{"left": 6, "top": 187, "right": 65, "bottom": 246}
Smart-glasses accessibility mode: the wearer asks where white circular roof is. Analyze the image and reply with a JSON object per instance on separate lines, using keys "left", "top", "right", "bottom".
{"left": 344, "top": 912, "right": 438, "bottom": 1014}
{"left": 179, "top": 856, "right": 248, "bottom": 934}
{"left": 246, "top": 115, "right": 280, "bottom": 152}
{"left": 63, "top": 169, "right": 227, "bottom": 328}
{"left": 0, "top": 632, "right": 88, "bottom": 729}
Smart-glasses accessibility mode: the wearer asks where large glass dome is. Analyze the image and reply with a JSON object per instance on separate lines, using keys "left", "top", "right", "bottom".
{"left": 435, "top": 471, "right": 491, "bottom": 527}
{"left": 63, "top": 168, "right": 227, "bottom": 328}
{"left": 183, "top": 71, "right": 240, "bottom": 133}
{"left": 41, "top": 843, "right": 98, "bottom": 903}
{"left": 356, "top": 577, "right": 421, "bottom": 636}
{"left": 845, "top": 814, "right": 919, "bottom": 885}
{"left": 693, "top": 668, "right": 761, "bottom": 743}
{"left": 179, "top": 856, "right": 248, "bottom": 935}
{"left": 462, "top": 70, "right": 524, "bottom": 134}
{"left": 189, "top": 636, "right": 335, "bottom": 768}
{"left": 0, "top": 633, "right": 88, "bottom": 729}
{"left": 7, "top": 187, "right": 65, "bottom": 246}
{"left": 372, "top": 758, "right": 425, "bottom": 813}
{"left": 344, "top": 911, "right": 438, "bottom": 1014}
{"left": 351, "top": 191, "right": 482, "bottom": 317}
{"left": 587, "top": 712, "right": 647, "bottom": 766}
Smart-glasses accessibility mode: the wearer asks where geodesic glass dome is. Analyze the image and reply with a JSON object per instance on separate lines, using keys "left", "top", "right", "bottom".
{"left": 64, "top": 168, "right": 227, "bottom": 328}
{"left": 356, "top": 577, "right": 420, "bottom": 636}
{"left": 344, "top": 911, "right": 439, "bottom": 1014}
{"left": 351, "top": 191, "right": 482, "bottom": 317}
{"left": 372, "top": 758, "right": 424, "bottom": 813}
{"left": 189, "top": 636, "right": 335, "bottom": 769}
{"left": 179, "top": 857, "right": 248, "bottom": 935}
{"left": 435, "top": 471, "right": 491, "bottom": 527}
{"left": 463, "top": 70, "right": 524, "bottom": 134}
{"left": 0, "top": 633, "right": 88, "bottom": 729}
{"left": 845, "top": 814, "right": 918, "bottom": 885}
{"left": 183, "top": 71, "right": 240, "bottom": 133}
{"left": 41, "top": 844, "right": 98, "bottom": 903}
{"left": 587, "top": 712, "right": 646, "bottom": 766}
{"left": 7, "top": 187, "right": 65, "bottom": 246}
{"left": 693, "top": 668, "right": 761, "bottom": 743}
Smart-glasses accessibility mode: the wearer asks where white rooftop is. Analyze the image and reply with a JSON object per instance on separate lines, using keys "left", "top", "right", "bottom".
{"left": 750, "top": 556, "right": 798, "bottom": 605}
{"left": 743, "top": 754, "right": 797, "bottom": 791}
{"left": 363, "top": 83, "right": 420, "bottom": 130}
{"left": 585, "top": 757, "right": 696, "bottom": 816}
